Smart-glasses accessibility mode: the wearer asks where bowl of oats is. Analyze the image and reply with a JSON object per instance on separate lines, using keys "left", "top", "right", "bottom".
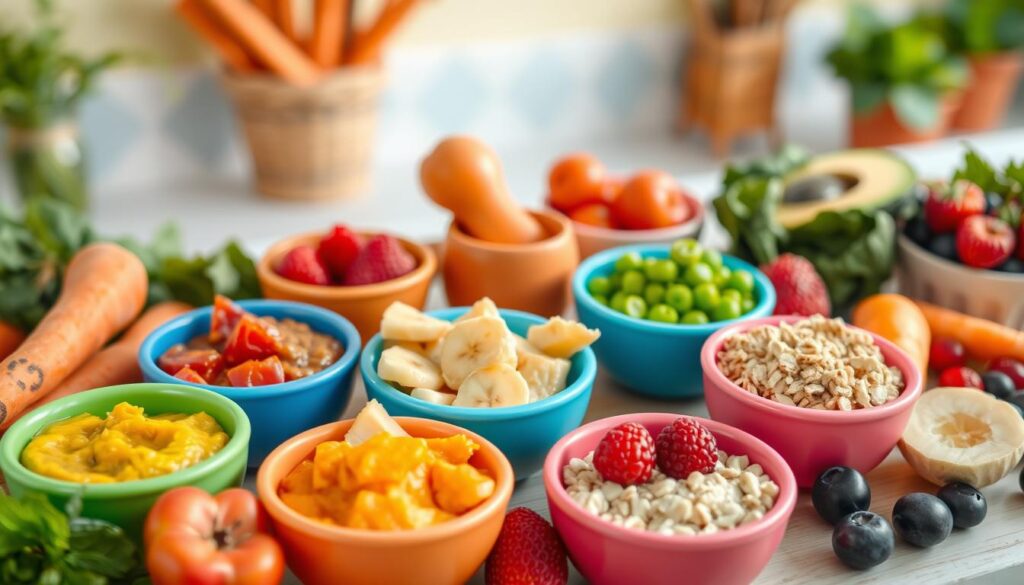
{"left": 542, "top": 413, "right": 796, "bottom": 585}
{"left": 701, "top": 315, "right": 924, "bottom": 488}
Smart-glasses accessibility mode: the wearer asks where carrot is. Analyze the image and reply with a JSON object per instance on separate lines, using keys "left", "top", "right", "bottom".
{"left": 0, "top": 243, "right": 148, "bottom": 428}
{"left": 0, "top": 302, "right": 192, "bottom": 431}
{"left": 252, "top": 0, "right": 273, "bottom": 18}
{"left": 271, "top": 0, "right": 298, "bottom": 43}
{"left": 0, "top": 322, "right": 25, "bottom": 362}
{"left": 914, "top": 300, "right": 1024, "bottom": 363}
{"left": 309, "top": 0, "right": 348, "bottom": 67}
{"left": 199, "top": 0, "right": 321, "bottom": 85}
{"left": 853, "top": 294, "right": 930, "bottom": 377}
{"left": 345, "top": 0, "right": 419, "bottom": 65}
{"left": 176, "top": 0, "right": 257, "bottom": 73}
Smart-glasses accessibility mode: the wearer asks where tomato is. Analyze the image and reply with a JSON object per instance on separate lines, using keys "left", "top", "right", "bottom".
{"left": 145, "top": 487, "right": 284, "bottom": 585}
{"left": 610, "top": 171, "right": 692, "bottom": 230}
{"left": 173, "top": 366, "right": 208, "bottom": 384}
{"left": 569, "top": 203, "right": 617, "bottom": 228}
{"left": 210, "top": 295, "right": 245, "bottom": 344}
{"left": 222, "top": 315, "right": 281, "bottom": 366}
{"left": 158, "top": 346, "right": 225, "bottom": 381}
{"left": 548, "top": 153, "right": 608, "bottom": 213}
{"left": 601, "top": 176, "right": 625, "bottom": 203}
{"left": 226, "top": 356, "right": 286, "bottom": 387}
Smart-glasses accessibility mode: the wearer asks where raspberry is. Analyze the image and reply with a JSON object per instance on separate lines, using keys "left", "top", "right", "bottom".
{"left": 276, "top": 245, "right": 330, "bottom": 285}
{"left": 344, "top": 234, "right": 417, "bottom": 286}
{"left": 592, "top": 422, "right": 655, "bottom": 486}
{"left": 655, "top": 417, "right": 718, "bottom": 479}
{"left": 317, "top": 224, "right": 363, "bottom": 281}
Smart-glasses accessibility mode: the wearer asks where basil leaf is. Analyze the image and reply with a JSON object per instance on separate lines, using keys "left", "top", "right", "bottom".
{"left": 66, "top": 518, "right": 136, "bottom": 578}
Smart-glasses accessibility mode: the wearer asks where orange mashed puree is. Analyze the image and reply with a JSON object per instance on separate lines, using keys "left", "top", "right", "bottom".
{"left": 278, "top": 432, "right": 496, "bottom": 530}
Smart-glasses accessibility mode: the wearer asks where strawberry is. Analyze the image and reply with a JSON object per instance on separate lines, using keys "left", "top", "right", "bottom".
{"left": 938, "top": 366, "right": 983, "bottom": 390}
{"left": 277, "top": 245, "right": 331, "bottom": 285}
{"left": 485, "top": 508, "right": 568, "bottom": 585}
{"left": 655, "top": 417, "right": 718, "bottom": 479}
{"left": 761, "top": 254, "right": 831, "bottom": 317}
{"left": 593, "top": 422, "right": 656, "bottom": 486}
{"left": 956, "top": 215, "right": 1016, "bottom": 269}
{"left": 317, "top": 225, "right": 363, "bottom": 281}
{"left": 344, "top": 234, "right": 417, "bottom": 286}
{"left": 924, "top": 180, "right": 985, "bottom": 233}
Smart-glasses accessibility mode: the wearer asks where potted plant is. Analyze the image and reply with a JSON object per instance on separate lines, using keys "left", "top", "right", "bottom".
{"left": 826, "top": 4, "right": 967, "bottom": 147}
{"left": 0, "top": 0, "right": 121, "bottom": 211}
{"left": 944, "top": 0, "right": 1024, "bottom": 131}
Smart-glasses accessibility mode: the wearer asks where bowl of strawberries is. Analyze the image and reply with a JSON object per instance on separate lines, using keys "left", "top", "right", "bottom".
{"left": 899, "top": 150, "right": 1024, "bottom": 327}
{"left": 545, "top": 153, "right": 704, "bottom": 259}
{"left": 257, "top": 224, "right": 437, "bottom": 343}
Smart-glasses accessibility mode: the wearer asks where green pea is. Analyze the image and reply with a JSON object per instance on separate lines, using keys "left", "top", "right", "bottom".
{"left": 610, "top": 291, "right": 629, "bottom": 313}
{"left": 644, "top": 283, "right": 666, "bottom": 306}
{"left": 645, "top": 258, "right": 679, "bottom": 282}
{"left": 623, "top": 295, "right": 648, "bottom": 319}
{"left": 588, "top": 276, "right": 612, "bottom": 297}
{"left": 670, "top": 238, "right": 703, "bottom": 267}
{"left": 742, "top": 297, "right": 755, "bottom": 313}
{"left": 665, "top": 284, "right": 693, "bottom": 313}
{"left": 726, "top": 270, "right": 755, "bottom": 295}
{"left": 621, "top": 270, "right": 646, "bottom": 295}
{"left": 721, "top": 289, "right": 742, "bottom": 306}
{"left": 609, "top": 272, "right": 623, "bottom": 290}
{"left": 693, "top": 283, "right": 720, "bottom": 313}
{"left": 701, "top": 248, "right": 723, "bottom": 269}
{"left": 681, "top": 310, "right": 709, "bottom": 325}
{"left": 592, "top": 294, "right": 609, "bottom": 306}
{"left": 684, "top": 263, "right": 714, "bottom": 287}
{"left": 713, "top": 266, "right": 731, "bottom": 287}
{"left": 713, "top": 297, "right": 742, "bottom": 321}
{"left": 615, "top": 252, "right": 644, "bottom": 273}
{"left": 648, "top": 304, "right": 679, "bottom": 324}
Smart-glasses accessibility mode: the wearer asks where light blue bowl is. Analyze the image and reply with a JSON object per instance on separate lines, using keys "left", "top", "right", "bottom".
{"left": 360, "top": 308, "right": 597, "bottom": 480}
{"left": 139, "top": 300, "right": 361, "bottom": 467}
{"left": 572, "top": 244, "right": 775, "bottom": 399}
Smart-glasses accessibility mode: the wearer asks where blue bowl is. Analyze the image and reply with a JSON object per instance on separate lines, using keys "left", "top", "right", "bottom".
{"left": 360, "top": 308, "right": 597, "bottom": 480}
{"left": 139, "top": 300, "right": 361, "bottom": 467}
{"left": 572, "top": 244, "right": 775, "bottom": 399}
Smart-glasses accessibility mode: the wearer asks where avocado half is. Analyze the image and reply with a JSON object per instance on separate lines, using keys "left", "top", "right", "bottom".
{"left": 777, "top": 149, "right": 917, "bottom": 229}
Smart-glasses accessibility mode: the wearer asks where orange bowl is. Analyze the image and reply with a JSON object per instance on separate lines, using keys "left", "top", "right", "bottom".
{"left": 256, "top": 417, "right": 514, "bottom": 585}
{"left": 257, "top": 231, "right": 436, "bottom": 343}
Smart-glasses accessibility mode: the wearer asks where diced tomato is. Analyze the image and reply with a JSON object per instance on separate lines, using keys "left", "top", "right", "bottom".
{"left": 210, "top": 295, "right": 246, "bottom": 344}
{"left": 158, "top": 345, "right": 225, "bottom": 381}
{"left": 173, "top": 366, "right": 208, "bottom": 384}
{"left": 226, "top": 356, "right": 286, "bottom": 387}
{"left": 222, "top": 314, "right": 281, "bottom": 366}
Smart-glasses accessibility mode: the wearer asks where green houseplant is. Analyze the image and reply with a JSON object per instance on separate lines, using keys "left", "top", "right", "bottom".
{"left": 0, "top": 0, "right": 121, "bottom": 211}
{"left": 826, "top": 4, "right": 967, "bottom": 147}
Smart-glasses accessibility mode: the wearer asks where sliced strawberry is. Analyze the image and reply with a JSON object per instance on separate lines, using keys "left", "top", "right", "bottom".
{"left": 222, "top": 314, "right": 281, "bottom": 366}
{"left": 158, "top": 346, "right": 225, "bottom": 381}
{"left": 317, "top": 225, "right": 363, "bottom": 281}
{"left": 226, "top": 355, "right": 286, "bottom": 387}
{"left": 173, "top": 366, "right": 208, "bottom": 385}
{"left": 209, "top": 295, "right": 246, "bottom": 344}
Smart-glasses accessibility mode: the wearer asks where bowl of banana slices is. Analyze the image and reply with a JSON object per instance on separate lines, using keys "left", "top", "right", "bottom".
{"left": 359, "top": 298, "right": 599, "bottom": 479}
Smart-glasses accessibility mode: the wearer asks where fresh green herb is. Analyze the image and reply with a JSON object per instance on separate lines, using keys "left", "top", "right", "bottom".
{"left": 721, "top": 145, "right": 811, "bottom": 194}
{"left": 951, "top": 147, "right": 1024, "bottom": 201}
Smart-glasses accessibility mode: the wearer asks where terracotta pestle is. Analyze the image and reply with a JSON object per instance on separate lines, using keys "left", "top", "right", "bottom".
{"left": 420, "top": 136, "right": 546, "bottom": 244}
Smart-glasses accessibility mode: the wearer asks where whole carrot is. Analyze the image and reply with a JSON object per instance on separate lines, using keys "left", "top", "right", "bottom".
{"left": 309, "top": 0, "right": 348, "bottom": 67}
{"left": 914, "top": 300, "right": 1024, "bottom": 363}
{"left": 0, "top": 322, "right": 25, "bottom": 362}
{"left": 0, "top": 243, "right": 148, "bottom": 427}
{"left": 346, "top": 0, "right": 420, "bottom": 65}
{"left": 176, "top": 0, "right": 256, "bottom": 73}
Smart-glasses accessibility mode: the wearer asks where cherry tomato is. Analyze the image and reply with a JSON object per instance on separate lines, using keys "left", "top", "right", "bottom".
{"left": 569, "top": 203, "right": 617, "bottom": 228}
{"left": 548, "top": 153, "right": 607, "bottom": 213}
{"left": 173, "top": 366, "right": 208, "bottom": 384}
{"left": 226, "top": 356, "right": 286, "bottom": 387}
{"left": 601, "top": 176, "right": 625, "bottom": 203}
{"left": 210, "top": 295, "right": 245, "bottom": 344}
{"left": 222, "top": 314, "right": 281, "bottom": 366}
{"left": 158, "top": 346, "right": 225, "bottom": 381}
{"left": 611, "top": 171, "right": 692, "bottom": 230}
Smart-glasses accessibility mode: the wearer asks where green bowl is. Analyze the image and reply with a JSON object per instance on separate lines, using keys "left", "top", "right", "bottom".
{"left": 0, "top": 383, "right": 250, "bottom": 539}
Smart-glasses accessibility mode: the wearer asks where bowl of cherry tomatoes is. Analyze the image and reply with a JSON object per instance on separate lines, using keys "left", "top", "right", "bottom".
{"left": 545, "top": 153, "right": 704, "bottom": 259}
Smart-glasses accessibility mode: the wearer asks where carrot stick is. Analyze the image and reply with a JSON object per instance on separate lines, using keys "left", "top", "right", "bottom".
{"left": 252, "top": 0, "right": 273, "bottom": 18}
{"left": 345, "top": 0, "right": 419, "bottom": 65}
{"left": 272, "top": 0, "right": 298, "bottom": 43}
{"left": 914, "top": 300, "right": 1024, "bottom": 363}
{"left": 309, "top": 0, "right": 348, "bottom": 67}
{"left": 0, "top": 302, "right": 192, "bottom": 431}
{"left": 200, "top": 0, "right": 321, "bottom": 85}
{"left": 176, "top": 0, "right": 257, "bottom": 73}
{"left": 0, "top": 243, "right": 148, "bottom": 428}
{"left": 0, "top": 322, "right": 25, "bottom": 362}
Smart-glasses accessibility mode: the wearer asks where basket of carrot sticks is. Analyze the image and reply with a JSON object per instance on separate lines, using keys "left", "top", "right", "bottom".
{"left": 174, "top": 0, "right": 422, "bottom": 200}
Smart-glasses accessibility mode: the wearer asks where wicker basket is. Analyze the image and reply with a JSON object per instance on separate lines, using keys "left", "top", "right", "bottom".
{"left": 222, "top": 66, "right": 383, "bottom": 200}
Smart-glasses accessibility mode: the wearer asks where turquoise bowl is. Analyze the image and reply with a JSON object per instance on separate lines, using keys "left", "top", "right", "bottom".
{"left": 572, "top": 244, "right": 775, "bottom": 399}
{"left": 360, "top": 308, "right": 597, "bottom": 480}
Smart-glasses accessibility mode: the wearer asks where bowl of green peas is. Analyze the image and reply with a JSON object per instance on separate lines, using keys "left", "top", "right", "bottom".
{"left": 572, "top": 239, "right": 775, "bottom": 398}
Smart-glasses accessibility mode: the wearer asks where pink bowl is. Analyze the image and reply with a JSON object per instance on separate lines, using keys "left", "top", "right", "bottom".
{"left": 701, "top": 315, "right": 924, "bottom": 488}
{"left": 543, "top": 413, "right": 797, "bottom": 585}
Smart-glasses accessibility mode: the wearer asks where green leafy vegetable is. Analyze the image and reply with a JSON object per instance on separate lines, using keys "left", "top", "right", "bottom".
{"left": 945, "top": 0, "right": 1024, "bottom": 53}
{"left": 951, "top": 147, "right": 1024, "bottom": 201}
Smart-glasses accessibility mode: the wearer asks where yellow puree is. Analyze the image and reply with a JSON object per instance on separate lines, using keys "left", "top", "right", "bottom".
{"left": 21, "top": 402, "right": 228, "bottom": 483}
{"left": 279, "top": 433, "right": 496, "bottom": 531}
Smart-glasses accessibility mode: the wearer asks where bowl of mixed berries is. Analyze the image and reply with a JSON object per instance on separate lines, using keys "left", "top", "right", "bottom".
{"left": 899, "top": 150, "right": 1024, "bottom": 327}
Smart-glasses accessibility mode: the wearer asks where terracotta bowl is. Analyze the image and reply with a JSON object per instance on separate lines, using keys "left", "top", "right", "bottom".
{"left": 443, "top": 209, "right": 579, "bottom": 316}
{"left": 256, "top": 417, "right": 514, "bottom": 585}
{"left": 257, "top": 231, "right": 436, "bottom": 343}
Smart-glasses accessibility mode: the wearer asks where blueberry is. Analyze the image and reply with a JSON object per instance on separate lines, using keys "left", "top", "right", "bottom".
{"left": 998, "top": 258, "right": 1024, "bottom": 274}
{"left": 1020, "top": 466, "right": 1024, "bottom": 494}
{"left": 936, "top": 483, "right": 986, "bottom": 529}
{"left": 813, "top": 466, "right": 871, "bottom": 525}
{"left": 904, "top": 217, "right": 931, "bottom": 247}
{"left": 927, "top": 233, "right": 958, "bottom": 261}
{"left": 982, "top": 371, "right": 1016, "bottom": 400}
{"left": 832, "top": 511, "right": 894, "bottom": 570}
{"left": 985, "top": 192, "right": 1003, "bottom": 213}
{"left": 892, "top": 493, "right": 953, "bottom": 547}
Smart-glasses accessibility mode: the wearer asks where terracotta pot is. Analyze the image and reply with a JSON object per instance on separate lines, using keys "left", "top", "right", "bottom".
{"left": 849, "top": 93, "right": 960, "bottom": 148}
{"left": 953, "top": 52, "right": 1024, "bottom": 132}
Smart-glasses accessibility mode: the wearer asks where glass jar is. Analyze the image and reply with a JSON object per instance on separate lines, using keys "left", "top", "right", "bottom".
{"left": 5, "top": 121, "right": 88, "bottom": 211}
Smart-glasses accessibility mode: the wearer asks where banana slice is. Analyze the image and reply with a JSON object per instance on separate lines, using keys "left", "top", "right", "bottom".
{"left": 455, "top": 297, "right": 500, "bottom": 323}
{"left": 440, "top": 316, "right": 517, "bottom": 389}
{"left": 513, "top": 334, "right": 542, "bottom": 362}
{"left": 384, "top": 338, "right": 444, "bottom": 365}
{"left": 410, "top": 387, "right": 457, "bottom": 406}
{"left": 452, "top": 363, "right": 530, "bottom": 408}
{"left": 518, "top": 351, "right": 571, "bottom": 402}
{"left": 381, "top": 302, "right": 452, "bottom": 342}
{"left": 378, "top": 346, "right": 444, "bottom": 390}
{"left": 899, "top": 386, "right": 1024, "bottom": 487}
{"left": 344, "top": 400, "right": 409, "bottom": 446}
{"left": 527, "top": 316, "right": 600, "bottom": 358}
